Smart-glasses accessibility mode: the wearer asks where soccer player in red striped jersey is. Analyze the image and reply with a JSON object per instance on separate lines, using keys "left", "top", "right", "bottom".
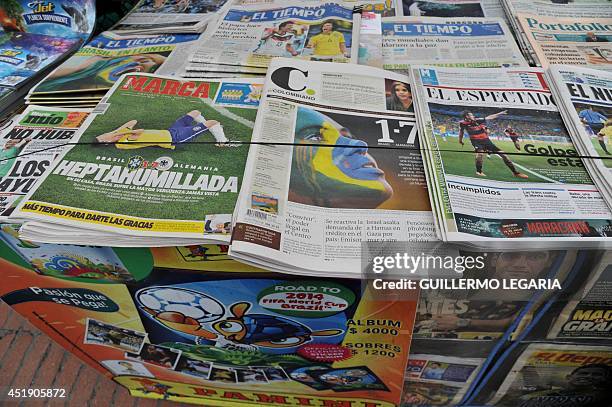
{"left": 458, "top": 111, "right": 528, "bottom": 179}
{"left": 504, "top": 126, "right": 521, "bottom": 151}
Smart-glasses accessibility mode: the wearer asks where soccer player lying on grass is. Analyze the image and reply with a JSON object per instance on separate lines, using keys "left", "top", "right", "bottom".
{"left": 458, "top": 110, "right": 528, "bottom": 179}
{"left": 95, "top": 110, "right": 232, "bottom": 149}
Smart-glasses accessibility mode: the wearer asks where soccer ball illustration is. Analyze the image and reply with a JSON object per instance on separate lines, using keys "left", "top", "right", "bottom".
{"left": 136, "top": 286, "right": 225, "bottom": 324}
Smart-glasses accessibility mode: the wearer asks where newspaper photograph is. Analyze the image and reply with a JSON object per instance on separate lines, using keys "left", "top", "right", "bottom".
{"left": 517, "top": 14, "right": 612, "bottom": 71}
{"left": 404, "top": 0, "right": 506, "bottom": 18}
{"left": 412, "top": 66, "right": 612, "bottom": 248}
{"left": 190, "top": 1, "right": 359, "bottom": 68}
{"left": 28, "top": 32, "right": 199, "bottom": 95}
{"left": 230, "top": 57, "right": 436, "bottom": 277}
{"left": 547, "top": 65, "right": 612, "bottom": 208}
{"left": 112, "top": 0, "right": 227, "bottom": 33}
{"left": 548, "top": 252, "right": 611, "bottom": 339}
{"left": 403, "top": 354, "right": 484, "bottom": 405}
{"left": 0, "top": 106, "right": 90, "bottom": 219}
{"left": 14, "top": 74, "right": 263, "bottom": 244}
{"left": 490, "top": 343, "right": 612, "bottom": 406}
{"left": 381, "top": 17, "right": 526, "bottom": 69}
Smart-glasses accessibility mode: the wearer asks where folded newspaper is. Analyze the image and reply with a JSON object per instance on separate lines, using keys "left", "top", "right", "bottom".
{"left": 14, "top": 73, "right": 264, "bottom": 246}
{"left": 501, "top": 0, "right": 612, "bottom": 66}
{"left": 547, "top": 65, "right": 612, "bottom": 212}
{"left": 380, "top": 16, "right": 526, "bottom": 70}
{"left": 0, "top": 105, "right": 90, "bottom": 220}
{"left": 411, "top": 66, "right": 612, "bottom": 249}
{"left": 229, "top": 58, "right": 436, "bottom": 277}
{"left": 111, "top": 0, "right": 229, "bottom": 34}
{"left": 27, "top": 32, "right": 200, "bottom": 105}
{"left": 189, "top": 1, "right": 361, "bottom": 68}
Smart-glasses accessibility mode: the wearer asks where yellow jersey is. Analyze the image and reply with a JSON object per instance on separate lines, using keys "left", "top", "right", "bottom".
{"left": 116, "top": 129, "right": 174, "bottom": 150}
{"left": 309, "top": 31, "right": 345, "bottom": 56}
{"left": 599, "top": 125, "right": 612, "bottom": 138}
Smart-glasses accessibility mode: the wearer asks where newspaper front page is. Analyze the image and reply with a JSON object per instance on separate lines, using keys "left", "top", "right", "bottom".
{"left": 548, "top": 251, "right": 612, "bottom": 339}
{"left": 0, "top": 106, "right": 90, "bottom": 220}
{"left": 517, "top": 15, "right": 612, "bottom": 71}
{"left": 14, "top": 73, "right": 264, "bottom": 245}
{"left": 403, "top": 0, "right": 506, "bottom": 19}
{"left": 381, "top": 17, "right": 526, "bottom": 69}
{"left": 490, "top": 343, "right": 612, "bottom": 406}
{"left": 404, "top": 353, "right": 485, "bottom": 405}
{"left": 547, "top": 65, "right": 612, "bottom": 208}
{"left": 230, "top": 58, "right": 435, "bottom": 277}
{"left": 412, "top": 66, "right": 612, "bottom": 248}
{"left": 190, "top": 1, "right": 360, "bottom": 68}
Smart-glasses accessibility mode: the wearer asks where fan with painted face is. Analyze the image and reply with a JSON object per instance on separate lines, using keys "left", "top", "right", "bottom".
{"left": 289, "top": 107, "right": 393, "bottom": 209}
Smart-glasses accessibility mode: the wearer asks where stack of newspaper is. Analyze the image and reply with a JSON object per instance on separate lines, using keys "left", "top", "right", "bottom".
{"left": 184, "top": 0, "right": 362, "bottom": 75}
{"left": 379, "top": 16, "right": 527, "bottom": 71}
{"left": 547, "top": 65, "right": 612, "bottom": 210}
{"left": 411, "top": 65, "right": 612, "bottom": 249}
{"left": 111, "top": 0, "right": 230, "bottom": 35}
{"left": 14, "top": 73, "right": 264, "bottom": 246}
{"left": 500, "top": 0, "right": 612, "bottom": 68}
{"left": 229, "top": 58, "right": 436, "bottom": 277}
{"left": 26, "top": 32, "right": 200, "bottom": 108}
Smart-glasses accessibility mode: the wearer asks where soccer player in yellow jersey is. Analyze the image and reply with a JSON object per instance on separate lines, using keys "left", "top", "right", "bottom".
{"left": 307, "top": 21, "right": 348, "bottom": 61}
{"left": 597, "top": 119, "right": 612, "bottom": 155}
{"left": 95, "top": 110, "right": 230, "bottom": 149}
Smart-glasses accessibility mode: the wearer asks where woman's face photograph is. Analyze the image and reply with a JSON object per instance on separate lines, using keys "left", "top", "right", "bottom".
{"left": 289, "top": 107, "right": 393, "bottom": 208}
{"left": 394, "top": 83, "right": 412, "bottom": 104}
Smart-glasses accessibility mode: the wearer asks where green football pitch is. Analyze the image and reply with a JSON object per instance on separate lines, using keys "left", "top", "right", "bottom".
{"left": 31, "top": 82, "right": 257, "bottom": 220}
{"left": 590, "top": 138, "right": 612, "bottom": 169}
{"left": 435, "top": 135, "right": 592, "bottom": 185}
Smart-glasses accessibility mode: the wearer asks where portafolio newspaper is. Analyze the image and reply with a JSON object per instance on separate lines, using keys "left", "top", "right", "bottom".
{"left": 489, "top": 343, "right": 612, "bottom": 406}
{"left": 517, "top": 15, "right": 612, "bottom": 71}
{"left": 13, "top": 73, "right": 264, "bottom": 246}
{"left": 380, "top": 17, "right": 526, "bottom": 70}
{"left": 189, "top": 1, "right": 360, "bottom": 68}
{"left": 411, "top": 66, "right": 612, "bottom": 249}
{"left": 230, "top": 58, "right": 436, "bottom": 278}
{"left": 548, "top": 251, "right": 612, "bottom": 339}
{"left": 0, "top": 106, "right": 90, "bottom": 220}
{"left": 547, "top": 65, "right": 612, "bottom": 210}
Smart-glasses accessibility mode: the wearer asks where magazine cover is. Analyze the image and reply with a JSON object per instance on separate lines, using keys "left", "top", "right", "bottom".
{"left": 0, "top": 0, "right": 95, "bottom": 40}
{"left": 490, "top": 343, "right": 612, "bottom": 406}
{"left": 0, "top": 31, "right": 79, "bottom": 87}
{"left": 0, "top": 105, "right": 90, "bottom": 218}
{"left": 15, "top": 74, "right": 263, "bottom": 243}
{"left": 30, "top": 32, "right": 199, "bottom": 95}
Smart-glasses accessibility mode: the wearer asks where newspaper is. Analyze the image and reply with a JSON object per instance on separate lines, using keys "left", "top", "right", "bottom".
{"left": 490, "top": 343, "right": 612, "bottom": 406}
{"left": 0, "top": 106, "right": 90, "bottom": 220}
{"left": 112, "top": 0, "right": 228, "bottom": 34}
{"left": 501, "top": 0, "right": 612, "bottom": 65}
{"left": 547, "top": 65, "right": 612, "bottom": 210}
{"left": 381, "top": 17, "right": 526, "bottom": 70}
{"left": 403, "top": 0, "right": 506, "bottom": 19}
{"left": 517, "top": 15, "right": 612, "bottom": 71}
{"left": 13, "top": 73, "right": 264, "bottom": 246}
{"left": 548, "top": 251, "right": 612, "bottom": 339}
{"left": 230, "top": 58, "right": 435, "bottom": 277}
{"left": 27, "top": 32, "right": 199, "bottom": 101}
{"left": 411, "top": 66, "right": 612, "bottom": 249}
{"left": 189, "top": 1, "right": 360, "bottom": 68}
{"left": 404, "top": 353, "right": 485, "bottom": 405}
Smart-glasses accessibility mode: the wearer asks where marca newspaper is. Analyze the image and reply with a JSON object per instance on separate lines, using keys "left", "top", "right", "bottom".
{"left": 404, "top": 353, "right": 484, "bottom": 405}
{"left": 517, "top": 15, "right": 612, "bottom": 71}
{"left": 230, "top": 58, "right": 435, "bottom": 277}
{"left": 412, "top": 66, "right": 612, "bottom": 248}
{"left": 13, "top": 73, "right": 264, "bottom": 244}
{"left": 381, "top": 17, "right": 526, "bottom": 69}
{"left": 490, "top": 343, "right": 612, "bottom": 406}
{"left": 190, "top": 1, "right": 360, "bottom": 68}
{"left": 548, "top": 251, "right": 612, "bottom": 339}
{"left": 0, "top": 106, "right": 90, "bottom": 220}
{"left": 547, "top": 65, "right": 612, "bottom": 204}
